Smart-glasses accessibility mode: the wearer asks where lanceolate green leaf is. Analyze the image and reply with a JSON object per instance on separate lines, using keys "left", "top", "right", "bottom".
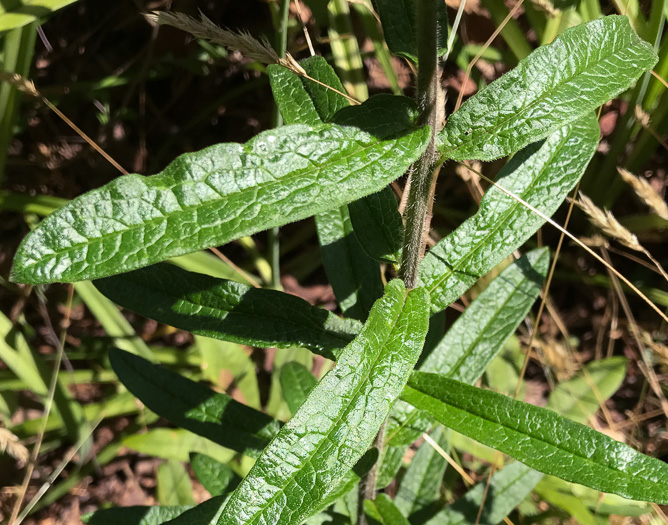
{"left": 95, "top": 263, "right": 359, "bottom": 360}
{"left": 348, "top": 187, "right": 404, "bottom": 263}
{"left": 11, "top": 123, "right": 429, "bottom": 284}
{"left": 279, "top": 362, "right": 317, "bottom": 414}
{"left": 110, "top": 349, "right": 280, "bottom": 458}
{"left": 219, "top": 280, "right": 430, "bottom": 525}
{"left": 438, "top": 16, "right": 657, "bottom": 161}
{"left": 365, "top": 493, "right": 411, "bottom": 525}
{"left": 403, "top": 373, "right": 668, "bottom": 503}
{"left": 386, "top": 249, "right": 549, "bottom": 447}
{"left": 421, "top": 115, "right": 599, "bottom": 314}
{"left": 157, "top": 461, "right": 195, "bottom": 506}
{"left": 0, "top": 0, "right": 80, "bottom": 32}
{"left": 315, "top": 206, "right": 384, "bottom": 320}
{"left": 395, "top": 425, "right": 449, "bottom": 519}
{"left": 421, "top": 248, "right": 549, "bottom": 382}
{"left": 163, "top": 496, "right": 226, "bottom": 525}
{"left": 425, "top": 462, "right": 543, "bottom": 525}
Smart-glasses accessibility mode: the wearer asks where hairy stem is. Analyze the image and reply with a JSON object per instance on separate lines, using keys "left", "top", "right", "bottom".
{"left": 399, "top": 0, "right": 440, "bottom": 289}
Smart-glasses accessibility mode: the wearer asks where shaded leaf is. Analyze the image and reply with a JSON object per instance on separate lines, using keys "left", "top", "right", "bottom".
{"left": 348, "top": 187, "right": 404, "bottom": 263}
{"left": 96, "top": 264, "right": 358, "bottom": 360}
{"left": 110, "top": 349, "right": 280, "bottom": 458}
{"left": 439, "top": 16, "right": 657, "bottom": 161}
{"left": 220, "top": 280, "right": 430, "bottom": 524}
{"left": 366, "top": 493, "right": 411, "bottom": 525}
{"left": 157, "top": 461, "right": 195, "bottom": 506}
{"left": 82, "top": 505, "right": 192, "bottom": 525}
{"left": 163, "top": 496, "right": 226, "bottom": 525}
{"left": 425, "top": 462, "right": 543, "bottom": 525}
{"left": 374, "top": 0, "right": 448, "bottom": 62}
{"left": 403, "top": 373, "right": 668, "bottom": 503}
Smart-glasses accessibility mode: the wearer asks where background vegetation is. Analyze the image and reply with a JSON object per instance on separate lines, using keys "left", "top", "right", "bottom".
{"left": 0, "top": 0, "right": 667, "bottom": 523}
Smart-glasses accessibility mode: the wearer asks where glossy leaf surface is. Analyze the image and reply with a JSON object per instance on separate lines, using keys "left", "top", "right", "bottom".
{"left": 96, "top": 263, "right": 359, "bottom": 360}
{"left": 438, "top": 16, "right": 657, "bottom": 161}
{"left": 12, "top": 123, "right": 429, "bottom": 284}
{"left": 219, "top": 280, "right": 430, "bottom": 525}
{"left": 110, "top": 349, "right": 280, "bottom": 458}
{"left": 404, "top": 373, "right": 668, "bottom": 503}
{"left": 422, "top": 116, "right": 598, "bottom": 313}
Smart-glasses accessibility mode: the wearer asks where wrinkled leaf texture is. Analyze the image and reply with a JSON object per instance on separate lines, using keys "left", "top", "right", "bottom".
{"left": 12, "top": 122, "right": 428, "bottom": 284}
{"left": 439, "top": 16, "right": 657, "bottom": 161}
{"left": 422, "top": 115, "right": 598, "bottom": 314}
{"left": 404, "top": 373, "right": 668, "bottom": 503}
{"left": 219, "top": 280, "right": 429, "bottom": 525}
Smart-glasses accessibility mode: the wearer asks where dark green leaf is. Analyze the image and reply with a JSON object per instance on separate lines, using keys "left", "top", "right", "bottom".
{"left": 191, "top": 454, "right": 240, "bottom": 497}
{"left": 374, "top": 0, "right": 448, "bottom": 62}
{"left": 403, "top": 373, "right": 668, "bottom": 503}
{"left": 438, "top": 16, "right": 657, "bottom": 161}
{"left": 95, "top": 263, "right": 359, "bottom": 360}
{"left": 219, "top": 280, "right": 430, "bottom": 524}
{"left": 279, "top": 362, "right": 317, "bottom": 414}
{"left": 426, "top": 462, "right": 543, "bottom": 525}
{"left": 376, "top": 444, "right": 407, "bottom": 490}
{"left": 395, "top": 426, "right": 449, "bottom": 520}
{"left": 109, "top": 349, "right": 280, "bottom": 458}
{"left": 315, "top": 206, "right": 384, "bottom": 321}
{"left": 82, "top": 505, "right": 192, "bottom": 525}
{"left": 422, "top": 116, "right": 599, "bottom": 313}
{"left": 300, "top": 56, "right": 350, "bottom": 122}
{"left": 12, "top": 123, "right": 429, "bottom": 284}
{"left": 163, "top": 496, "right": 226, "bottom": 525}
{"left": 348, "top": 187, "right": 404, "bottom": 263}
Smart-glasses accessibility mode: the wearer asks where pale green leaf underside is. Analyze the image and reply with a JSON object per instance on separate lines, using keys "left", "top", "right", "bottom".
{"left": 404, "top": 373, "right": 668, "bottom": 503}
{"left": 12, "top": 123, "right": 429, "bottom": 284}
{"left": 95, "top": 263, "right": 359, "bottom": 360}
{"left": 421, "top": 115, "right": 599, "bottom": 313}
{"left": 219, "top": 280, "right": 430, "bottom": 525}
{"left": 439, "top": 15, "right": 657, "bottom": 161}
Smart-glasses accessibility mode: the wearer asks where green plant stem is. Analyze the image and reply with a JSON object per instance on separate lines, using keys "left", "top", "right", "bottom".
{"left": 399, "top": 0, "right": 440, "bottom": 290}
{"left": 269, "top": 0, "right": 291, "bottom": 290}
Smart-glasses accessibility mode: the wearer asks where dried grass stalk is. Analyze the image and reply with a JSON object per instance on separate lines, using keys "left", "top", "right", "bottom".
{"left": 617, "top": 167, "right": 668, "bottom": 221}
{"left": 145, "top": 11, "right": 306, "bottom": 76}
{"left": 574, "top": 192, "right": 642, "bottom": 251}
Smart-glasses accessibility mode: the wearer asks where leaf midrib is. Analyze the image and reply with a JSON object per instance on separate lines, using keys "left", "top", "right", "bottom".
{"left": 440, "top": 30, "right": 637, "bottom": 158}
{"left": 240, "top": 291, "right": 409, "bottom": 525}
